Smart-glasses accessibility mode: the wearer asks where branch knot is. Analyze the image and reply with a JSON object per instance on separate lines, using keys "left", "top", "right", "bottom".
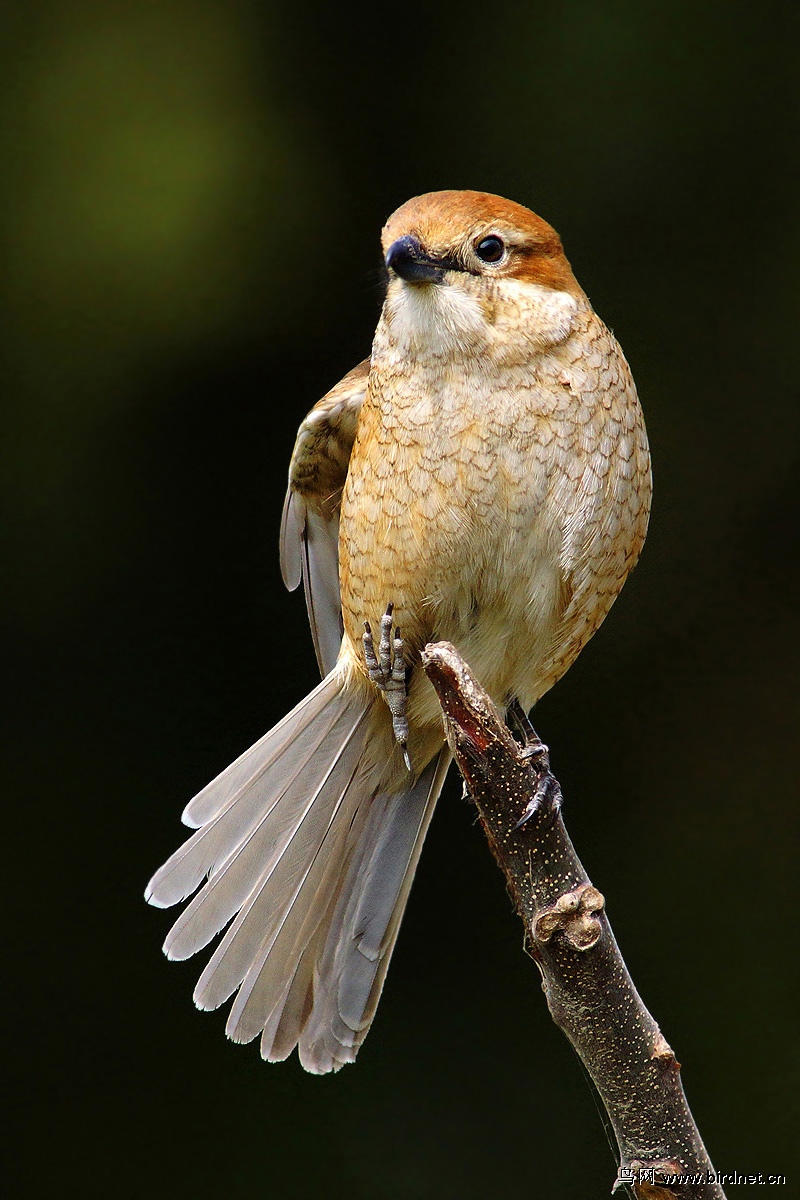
{"left": 533, "top": 884, "right": 605, "bottom": 950}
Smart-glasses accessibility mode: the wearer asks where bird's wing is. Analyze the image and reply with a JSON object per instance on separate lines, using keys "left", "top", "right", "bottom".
{"left": 280, "top": 359, "right": 369, "bottom": 676}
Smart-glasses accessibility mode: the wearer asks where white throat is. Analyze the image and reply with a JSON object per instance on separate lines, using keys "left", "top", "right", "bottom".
{"left": 380, "top": 276, "right": 579, "bottom": 363}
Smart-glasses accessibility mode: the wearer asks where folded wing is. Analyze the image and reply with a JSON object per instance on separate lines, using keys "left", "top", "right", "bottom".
{"left": 280, "top": 359, "right": 369, "bottom": 675}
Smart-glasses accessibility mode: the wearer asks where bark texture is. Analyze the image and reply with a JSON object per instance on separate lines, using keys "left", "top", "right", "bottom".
{"left": 421, "top": 641, "right": 725, "bottom": 1200}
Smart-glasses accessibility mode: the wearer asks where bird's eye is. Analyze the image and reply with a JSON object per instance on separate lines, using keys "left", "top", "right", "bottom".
{"left": 475, "top": 235, "right": 505, "bottom": 263}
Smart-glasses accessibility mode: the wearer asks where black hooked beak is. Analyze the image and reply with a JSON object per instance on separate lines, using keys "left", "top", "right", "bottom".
{"left": 385, "top": 235, "right": 452, "bottom": 284}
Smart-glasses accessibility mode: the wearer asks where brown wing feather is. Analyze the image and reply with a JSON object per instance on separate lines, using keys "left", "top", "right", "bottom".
{"left": 280, "top": 360, "right": 369, "bottom": 676}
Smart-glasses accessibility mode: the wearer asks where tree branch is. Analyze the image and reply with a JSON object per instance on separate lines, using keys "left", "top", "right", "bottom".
{"left": 421, "top": 641, "right": 725, "bottom": 1200}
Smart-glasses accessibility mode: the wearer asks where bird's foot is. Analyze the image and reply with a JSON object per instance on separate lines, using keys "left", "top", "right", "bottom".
{"left": 363, "top": 603, "right": 411, "bottom": 770}
{"left": 508, "top": 700, "right": 562, "bottom": 827}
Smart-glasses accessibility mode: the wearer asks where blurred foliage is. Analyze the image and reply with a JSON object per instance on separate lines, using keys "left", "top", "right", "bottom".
{"left": 2, "top": 1, "right": 331, "bottom": 629}
{"left": 4, "top": 2, "right": 798, "bottom": 1197}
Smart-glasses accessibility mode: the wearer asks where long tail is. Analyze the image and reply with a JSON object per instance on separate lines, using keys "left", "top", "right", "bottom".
{"left": 146, "top": 670, "right": 450, "bottom": 1073}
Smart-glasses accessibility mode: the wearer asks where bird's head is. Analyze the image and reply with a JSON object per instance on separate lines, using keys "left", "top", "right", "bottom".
{"left": 379, "top": 190, "right": 585, "bottom": 359}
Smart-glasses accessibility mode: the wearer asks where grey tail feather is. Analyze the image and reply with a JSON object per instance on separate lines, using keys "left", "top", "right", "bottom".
{"left": 295, "top": 746, "right": 451, "bottom": 1072}
{"left": 145, "top": 670, "right": 450, "bottom": 1073}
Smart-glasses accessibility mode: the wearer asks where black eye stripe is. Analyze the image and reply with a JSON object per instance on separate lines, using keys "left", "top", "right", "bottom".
{"left": 475, "top": 235, "right": 505, "bottom": 263}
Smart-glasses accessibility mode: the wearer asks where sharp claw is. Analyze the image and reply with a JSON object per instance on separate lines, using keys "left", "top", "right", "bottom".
{"left": 514, "top": 772, "right": 562, "bottom": 828}
{"left": 506, "top": 703, "right": 562, "bottom": 827}
{"left": 364, "top": 602, "right": 411, "bottom": 762}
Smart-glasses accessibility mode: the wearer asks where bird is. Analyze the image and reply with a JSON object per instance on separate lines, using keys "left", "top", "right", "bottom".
{"left": 146, "top": 189, "right": 652, "bottom": 1074}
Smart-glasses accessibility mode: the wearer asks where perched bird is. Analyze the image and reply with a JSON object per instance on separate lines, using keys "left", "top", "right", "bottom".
{"left": 146, "top": 189, "right": 652, "bottom": 1073}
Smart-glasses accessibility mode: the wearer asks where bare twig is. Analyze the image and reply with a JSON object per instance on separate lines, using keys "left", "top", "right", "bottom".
{"left": 421, "top": 641, "right": 725, "bottom": 1200}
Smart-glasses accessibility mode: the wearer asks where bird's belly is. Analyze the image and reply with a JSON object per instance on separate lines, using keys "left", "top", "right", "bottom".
{"left": 339, "top": 407, "right": 569, "bottom": 722}
{"left": 403, "top": 516, "right": 565, "bottom": 732}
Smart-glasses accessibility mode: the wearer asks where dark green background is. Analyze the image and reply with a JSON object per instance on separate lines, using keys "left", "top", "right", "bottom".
{"left": 5, "top": 2, "right": 797, "bottom": 1197}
